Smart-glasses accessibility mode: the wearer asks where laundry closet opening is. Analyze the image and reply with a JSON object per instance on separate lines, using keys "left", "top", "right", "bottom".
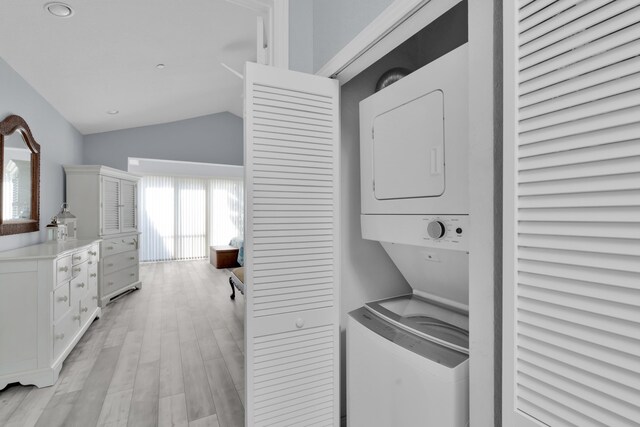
{"left": 338, "top": 0, "right": 469, "bottom": 424}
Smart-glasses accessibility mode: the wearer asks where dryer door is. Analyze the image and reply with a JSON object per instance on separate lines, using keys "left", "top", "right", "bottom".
{"left": 373, "top": 90, "right": 444, "bottom": 200}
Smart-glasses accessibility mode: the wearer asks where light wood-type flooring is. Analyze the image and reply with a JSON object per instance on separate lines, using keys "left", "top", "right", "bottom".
{"left": 0, "top": 261, "right": 245, "bottom": 427}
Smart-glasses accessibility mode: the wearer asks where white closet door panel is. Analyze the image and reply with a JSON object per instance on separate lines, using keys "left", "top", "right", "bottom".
{"left": 519, "top": 89, "right": 640, "bottom": 131}
{"left": 504, "top": 1, "right": 640, "bottom": 426}
{"left": 101, "top": 176, "right": 120, "bottom": 235}
{"left": 519, "top": 0, "right": 614, "bottom": 48}
{"left": 519, "top": 123, "right": 640, "bottom": 158}
{"left": 520, "top": 57, "right": 640, "bottom": 108}
{"left": 519, "top": 0, "right": 579, "bottom": 29}
{"left": 519, "top": 105, "right": 640, "bottom": 145}
{"left": 245, "top": 62, "right": 340, "bottom": 427}
{"left": 519, "top": 190, "right": 640, "bottom": 209}
{"left": 520, "top": 22, "right": 640, "bottom": 81}
{"left": 520, "top": 140, "right": 640, "bottom": 170}
{"left": 518, "top": 221, "right": 640, "bottom": 239}
{"left": 520, "top": 6, "right": 640, "bottom": 70}
{"left": 520, "top": 39, "right": 640, "bottom": 94}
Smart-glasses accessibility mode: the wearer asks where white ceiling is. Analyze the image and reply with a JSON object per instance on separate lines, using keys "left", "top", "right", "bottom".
{"left": 0, "top": 0, "right": 258, "bottom": 134}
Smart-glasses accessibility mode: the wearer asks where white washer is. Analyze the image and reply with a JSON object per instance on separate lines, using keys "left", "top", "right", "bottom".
{"left": 347, "top": 294, "right": 469, "bottom": 427}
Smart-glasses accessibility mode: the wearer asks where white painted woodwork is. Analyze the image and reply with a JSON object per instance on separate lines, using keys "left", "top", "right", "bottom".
{"left": 316, "top": 0, "right": 461, "bottom": 85}
{"left": 244, "top": 62, "right": 340, "bottom": 426}
{"left": 503, "top": 2, "right": 640, "bottom": 426}
{"left": 64, "top": 165, "right": 142, "bottom": 307}
{"left": 0, "top": 240, "right": 101, "bottom": 389}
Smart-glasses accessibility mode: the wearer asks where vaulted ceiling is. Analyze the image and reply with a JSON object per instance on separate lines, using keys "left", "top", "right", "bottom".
{"left": 0, "top": 0, "right": 258, "bottom": 134}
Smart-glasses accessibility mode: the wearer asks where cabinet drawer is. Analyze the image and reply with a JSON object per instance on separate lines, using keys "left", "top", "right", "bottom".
{"left": 70, "top": 267, "right": 88, "bottom": 309}
{"left": 88, "top": 262, "right": 98, "bottom": 294}
{"left": 53, "top": 309, "right": 78, "bottom": 360}
{"left": 56, "top": 255, "right": 72, "bottom": 284}
{"left": 71, "top": 260, "right": 87, "bottom": 279}
{"left": 103, "top": 250, "right": 139, "bottom": 276}
{"left": 71, "top": 249, "right": 88, "bottom": 266}
{"left": 103, "top": 265, "right": 139, "bottom": 296}
{"left": 53, "top": 283, "right": 71, "bottom": 323}
{"left": 102, "top": 236, "right": 137, "bottom": 257}
{"left": 87, "top": 245, "right": 99, "bottom": 263}
{"left": 80, "top": 293, "right": 98, "bottom": 326}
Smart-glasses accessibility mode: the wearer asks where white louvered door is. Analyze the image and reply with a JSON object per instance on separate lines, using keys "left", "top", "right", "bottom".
{"left": 244, "top": 62, "right": 340, "bottom": 427}
{"left": 120, "top": 180, "right": 137, "bottom": 233}
{"left": 101, "top": 176, "right": 121, "bottom": 235}
{"left": 503, "top": 2, "right": 640, "bottom": 426}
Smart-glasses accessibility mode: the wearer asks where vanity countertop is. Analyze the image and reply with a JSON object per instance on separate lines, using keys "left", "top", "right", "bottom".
{"left": 0, "top": 239, "right": 101, "bottom": 261}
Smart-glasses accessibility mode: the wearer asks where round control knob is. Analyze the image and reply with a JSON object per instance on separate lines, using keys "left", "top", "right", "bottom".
{"left": 427, "top": 221, "right": 446, "bottom": 239}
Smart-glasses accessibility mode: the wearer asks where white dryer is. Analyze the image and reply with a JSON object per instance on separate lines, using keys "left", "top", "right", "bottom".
{"left": 347, "top": 294, "right": 469, "bottom": 427}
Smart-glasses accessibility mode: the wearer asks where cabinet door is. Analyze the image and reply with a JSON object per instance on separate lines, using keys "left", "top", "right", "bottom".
{"left": 101, "top": 176, "right": 121, "bottom": 235}
{"left": 120, "top": 180, "right": 137, "bottom": 233}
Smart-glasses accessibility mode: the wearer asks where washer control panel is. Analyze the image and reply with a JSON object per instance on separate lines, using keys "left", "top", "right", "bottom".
{"left": 422, "top": 215, "right": 468, "bottom": 250}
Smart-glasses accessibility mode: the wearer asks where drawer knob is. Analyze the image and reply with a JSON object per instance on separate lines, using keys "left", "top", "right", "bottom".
{"left": 89, "top": 251, "right": 97, "bottom": 256}
{"left": 58, "top": 295, "right": 68, "bottom": 302}
{"left": 78, "top": 282, "right": 85, "bottom": 288}
{"left": 90, "top": 273, "right": 97, "bottom": 278}
{"left": 81, "top": 307, "right": 89, "bottom": 313}
{"left": 128, "top": 242, "right": 135, "bottom": 245}
{"left": 129, "top": 257, "right": 135, "bottom": 260}
{"left": 73, "top": 255, "right": 82, "bottom": 261}
{"left": 73, "top": 267, "right": 82, "bottom": 273}
{"left": 59, "top": 266, "right": 68, "bottom": 272}
{"left": 295, "top": 318, "right": 304, "bottom": 329}
{"left": 107, "top": 263, "right": 114, "bottom": 267}
{"left": 88, "top": 261, "right": 93, "bottom": 265}
{"left": 129, "top": 273, "right": 135, "bottom": 277}
{"left": 107, "top": 246, "right": 114, "bottom": 250}
{"left": 55, "top": 333, "right": 65, "bottom": 340}
{"left": 73, "top": 314, "right": 81, "bottom": 321}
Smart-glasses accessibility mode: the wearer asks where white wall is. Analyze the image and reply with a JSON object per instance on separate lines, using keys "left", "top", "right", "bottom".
{"left": 289, "top": 0, "right": 314, "bottom": 74}
{"left": 289, "top": 0, "right": 394, "bottom": 73}
{"left": 83, "top": 112, "right": 244, "bottom": 171}
{"left": 0, "top": 57, "right": 84, "bottom": 252}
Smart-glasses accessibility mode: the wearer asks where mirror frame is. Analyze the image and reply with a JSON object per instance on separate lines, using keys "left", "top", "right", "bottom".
{"left": 0, "top": 114, "right": 41, "bottom": 236}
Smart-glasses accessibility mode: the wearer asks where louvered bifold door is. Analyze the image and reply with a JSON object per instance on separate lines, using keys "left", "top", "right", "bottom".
{"left": 101, "top": 176, "right": 121, "bottom": 235}
{"left": 244, "top": 62, "right": 340, "bottom": 427}
{"left": 503, "top": 2, "right": 640, "bottom": 426}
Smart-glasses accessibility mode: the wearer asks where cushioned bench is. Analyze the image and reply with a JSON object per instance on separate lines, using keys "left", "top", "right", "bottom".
{"left": 229, "top": 267, "right": 244, "bottom": 300}
{"left": 210, "top": 245, "right": 239, "bottom": 269}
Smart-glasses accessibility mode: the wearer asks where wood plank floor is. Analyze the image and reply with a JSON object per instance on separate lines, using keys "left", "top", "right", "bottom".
{"left": 0, "top": 261, "right": 245, "bottom": 427}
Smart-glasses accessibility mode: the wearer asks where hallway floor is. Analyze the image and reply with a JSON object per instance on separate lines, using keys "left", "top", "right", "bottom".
{"left": 0, "top": 261, "right": 245, "bottom": 427}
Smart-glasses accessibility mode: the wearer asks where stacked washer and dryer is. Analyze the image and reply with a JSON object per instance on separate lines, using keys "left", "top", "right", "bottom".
{"left": 348, "top": 44, "right": 470, "bottom": 426}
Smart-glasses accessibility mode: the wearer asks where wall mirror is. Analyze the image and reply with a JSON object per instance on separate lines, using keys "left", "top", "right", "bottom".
{"left": 0, "top": 115, "right": 40, "bottom": 236}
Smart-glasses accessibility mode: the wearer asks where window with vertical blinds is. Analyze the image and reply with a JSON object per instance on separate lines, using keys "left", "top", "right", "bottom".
{"left": 139, "top": 175, "right": 244, "bottom": 262}
{"left": 505, "top": 1, "right": 640, "bottom": 426}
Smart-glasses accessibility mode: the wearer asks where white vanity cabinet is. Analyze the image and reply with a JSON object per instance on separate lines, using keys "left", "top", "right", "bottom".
{"left": 0, "top": 240, "right": 101, "bottom": 389}
{"left": 64, "top": 165, "right": 142, "bottom": 307}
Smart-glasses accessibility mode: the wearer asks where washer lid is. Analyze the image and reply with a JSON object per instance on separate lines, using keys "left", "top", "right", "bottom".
{"left": 366, "top": 294, "right": 469, "bottom": 353}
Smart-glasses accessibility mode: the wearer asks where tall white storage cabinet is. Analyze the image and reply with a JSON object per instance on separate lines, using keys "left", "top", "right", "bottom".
{"left": 64, "top": 165, "right": 142, "bottom": 307}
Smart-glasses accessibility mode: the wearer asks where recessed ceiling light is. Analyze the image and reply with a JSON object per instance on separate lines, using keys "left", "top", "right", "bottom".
{"left": 107, "top": 110, "right": 119, "bottom": 115}
{"left": 156, "top": 64, "right": 166, "bottom": 69}
{"left": 45, "top": 2, "right": 74, "bottom": 17}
